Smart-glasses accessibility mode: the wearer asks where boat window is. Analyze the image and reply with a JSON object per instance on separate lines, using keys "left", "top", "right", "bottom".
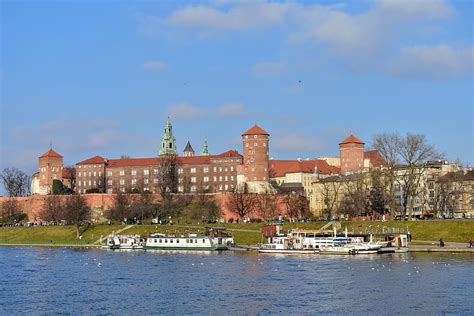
{"left": 170, "top": 239, "right": 173, "bottom": 243}
{"left": 189, "top": 239, "right": 193, "bottom": 243}
{"left": 165, "top": 239, "right": 168, "bottom": 243}
{"left": 202, "top": 239, "right": 205, "bottom": 243}
{"left": 159, "top": 239, "right": 162, "bottom": 243}
{"left": 176, "top": 239, "right": 180, "bottom": 243}
{"left": 154, "top": 239, "right": 157, "bottom": 243}
{"left": 195, "top": 239, "right": 197, "bottom": 243}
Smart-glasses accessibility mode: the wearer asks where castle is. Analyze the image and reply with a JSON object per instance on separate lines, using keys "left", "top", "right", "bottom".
{"left": 32, "top": 119, "right": 383, "bottom": 198}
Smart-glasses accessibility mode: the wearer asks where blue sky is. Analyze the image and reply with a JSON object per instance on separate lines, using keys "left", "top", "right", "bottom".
{"left": 1, "top": 0, "right": 473, "bottom": 180}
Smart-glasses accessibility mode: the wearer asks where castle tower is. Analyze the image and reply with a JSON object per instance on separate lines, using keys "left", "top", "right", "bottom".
{"left": 159, "top": 117, "right": 177, "bottom": 156}
{"left": 339, "top": 134, "right": 365, "bottom": 174}
{"left": 201, "top": 138, "right": 210, "bottom": 156}
{"left": 183, "top": 141, "right": 195, "bottom": 157}
{"left": 38, "top": 148, "right": 64, "bottom": 193}
{"left": 237, "top": 124, "right": 270, "bottom": 193}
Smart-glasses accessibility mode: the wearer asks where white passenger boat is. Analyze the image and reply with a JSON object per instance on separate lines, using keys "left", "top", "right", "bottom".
{"left": 258, "top": 236, "right": 317, "bottom": 254}
{"left": 259, "top": 227, "right": 381, "bottom": 255}
{"left": 102, "top": 234, "right": 144, "bottom": 250}
{"left": 144, "top": 233, "right": 229, "bottom": 251}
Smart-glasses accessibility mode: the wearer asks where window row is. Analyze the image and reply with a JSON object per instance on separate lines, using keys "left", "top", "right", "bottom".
{"left": 77, "top": 180, "right": 102, "bottom": 187}
{"left": 78, "top": 171, "right": 102, "bottom": 177}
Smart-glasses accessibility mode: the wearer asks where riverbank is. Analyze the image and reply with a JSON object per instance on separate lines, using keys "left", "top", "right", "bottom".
{"left": 1, "top": 220, "right": 473, "bottom": 247}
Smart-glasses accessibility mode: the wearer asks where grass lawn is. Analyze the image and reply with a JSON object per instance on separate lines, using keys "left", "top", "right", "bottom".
{"left": 1, "top": 220, "right": 473, "bottom": 246}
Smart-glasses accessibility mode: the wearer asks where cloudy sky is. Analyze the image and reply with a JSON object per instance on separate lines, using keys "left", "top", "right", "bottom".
{"left": 1, "top": 0, "right": 473, "bottom": 179}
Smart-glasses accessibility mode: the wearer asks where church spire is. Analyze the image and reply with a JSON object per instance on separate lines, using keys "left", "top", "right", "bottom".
{"left": 183, "top": 141, "right": 195, "bottom": 157}
{"left": 159, "top": 117, "right": 177, "bottom": 156}
{"left": 201, "top": 138, "right": 210, "bottom": 156}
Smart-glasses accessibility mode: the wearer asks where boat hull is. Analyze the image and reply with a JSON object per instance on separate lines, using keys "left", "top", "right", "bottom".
{"left": 144, "top": 246, "right": 224, "bottom": 251}
{"left": 258, "top": 249, "right": 317, "bottom": 254}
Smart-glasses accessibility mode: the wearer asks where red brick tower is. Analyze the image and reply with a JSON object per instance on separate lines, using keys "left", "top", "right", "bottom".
{"left": 339, "top": 135, "right": 365, "bottom": 174}
{"left": 237, "top": 124, "right": 270, "bottom": 192}
{"left": 38, "top": 148, "right": 64, "bottom": 190}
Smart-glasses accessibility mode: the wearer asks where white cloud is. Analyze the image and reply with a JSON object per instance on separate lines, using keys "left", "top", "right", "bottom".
{"left": 218, "top": 103, "right": 245, "bottom": 117}
{"left": 85, "top": 129, "right": 121, "bottom": 148}
{"left": 165, "top": 102, "right": 207, "bottom": 120}
{"left": 166, "top": 2, "right": 293, "bottom": 33}
{"left": 273, "top": 134, "right": 324, "bottom": 153}
{"left": 388, "top": 45, "right": 474, "bottom": 80}
{"left": 142, "top": 60, "right": 167, "bottom": 71}
{"left": 252, "top": 61, "right": 287, "bottom": 76}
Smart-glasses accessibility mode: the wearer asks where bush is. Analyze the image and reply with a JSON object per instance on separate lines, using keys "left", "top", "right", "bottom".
{"left": 85, "top": 188, "right": 100, "bottom": 194}
{"left": 52, "top": 180, "right": 64, "bottom": 195}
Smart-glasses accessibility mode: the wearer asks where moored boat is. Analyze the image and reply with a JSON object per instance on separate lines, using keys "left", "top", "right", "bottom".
{"left": 144, "top": 233, "right": 229, "bottom": 251}
{"left": 102, "top": 234, "right": 144, "bottom": 250}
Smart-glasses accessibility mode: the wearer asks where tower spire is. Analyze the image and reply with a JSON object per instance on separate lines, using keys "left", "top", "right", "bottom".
{"left": 159, "top": 118, "right": 177, "bottom": 156}
{"left": 201, "top": 138, "right": 210, "bottom": 156}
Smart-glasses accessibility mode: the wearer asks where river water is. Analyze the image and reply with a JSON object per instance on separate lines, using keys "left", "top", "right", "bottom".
{"left": 0, "top": 247, "right": 472, "bottom": 315}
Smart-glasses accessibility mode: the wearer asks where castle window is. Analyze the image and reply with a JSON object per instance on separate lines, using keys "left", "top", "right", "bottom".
{"left": 78, "top": 172, "right": 81, "bottom": 177}
{"left": 219, "top": 176, "right": 222, "bottom": 181}
{"left": 107, "top": 180, "right": 112, "bottom": 185}
{"left": 132, "top": 179, "right": 137, "bottom": 185}
{"left": 231, "top": 176, "right": 234, "bottom": 181}
{"left": 107, "top": 171, "right": 112, "bottom": 176}
{"left": 89, "top": 180, "right": 91, "bottom": 186}
{"left": 219, "top": 167, "right": 223, "bottom": 172}
{"left": 225, "top": 176, "right": 228, "bottom": 181}
{"left": 254, "top": 143, "right": 257, "bottom": 146}
{"left": 191, "top": 177, "right": 196, "bottom": 183}
{"left": 204, "top": 177, "right": 209, "bottom": 183}
{"left": 99, "top": 172, "right": 102, "bottom": 176}
{"left": 120, "top": 179, "right": 125, "bottom": 185}
{"left": 254, "top": 135, "right": 257, "bottom": 138}
{"left": 263, "top": 143, "right": 266, "bottom": 147}
{"left": 225, "top": 185, "right": 228, "bottom": 190}
{"left": 190, "top": 168, "right": 196, "bottom": 173}
{"left": 94, "top": 172, "right": 96, "bottom": 177}
{"left": 78, "top": 181, "right": 81, "bottom": 186}
{"left": 154, "top": 169, "right": 159, "bottom": 174}
{"left": 154, "top": 179, "right": 158, "bottom": 184}
{"left": 213, "top": 167, "right": 217, "bottom": 172}
{"left": 203, "top": 167, "right": 209, "bottom": 173}
{"left": 131, "top": 170, "right": 137, "bottom": 176}
{"left": 120, "top": 170, "right": 125, "bottom": 176}
{"left": 178, "top": 168, "right": 183, "bottom": 174}
{"left": 144, "top": 179, "right": 149, "bottom": 184}
{"left": 89, "top": 172, "right": 92, "bottom": 177}
{"left": 120, "top": 187, "right": 125, "bottom": 193}
{"left": 191, "top": 185, "right": 196, "bottom": 192}
{"left": 178, "top": 186, "right": 184, "bottom": 193}
{"left": 225, "top": 167, "right": 228, "bottom": 172}
{"left": 213, "top": 176, "right": 217, "bottom": 182}
{"left": 107, "top": 189, "right": 113, "bottom": 194}
{"left": 144, "top": 169, "right": 149, "bottom": 176}
{"left": 93, "top": 180, "right": 96, "bottom": 186}
{"left": 230, "top": 167, "right": 234, "bottom": 172}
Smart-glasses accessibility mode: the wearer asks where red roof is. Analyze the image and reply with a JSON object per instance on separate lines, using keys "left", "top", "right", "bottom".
{"left": 108, "top": 157, "right": 160, "bottom": 168}
{"left": 269, "top": 159, "right": 339, "bottom": 177}
{"left": 77, "top": 155, "right": 107, "bottom": 165}
{"left": 339, "top": 134, "right": 365, "bottom": 145}
{"left": 212, "top": 150, "right": 242, "bottom": 159}
{"left": 364, "top": 150, "right": 385, "bottom": 167}
{"left": 242, "top": 124, "right": 269, "bottom": 136}
{"left": 102, "top": 150, "right": 243, "bottom": 168}
{"left": 62, "top": 167, "right": 76, "bottom": 179}
{"left": 39, "top": 149, "right": 63, "bottom": 158}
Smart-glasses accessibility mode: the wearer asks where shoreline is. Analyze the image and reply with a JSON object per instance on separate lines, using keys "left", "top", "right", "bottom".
{"left": 1, "top": 243, "right": 473, "bottom": 253}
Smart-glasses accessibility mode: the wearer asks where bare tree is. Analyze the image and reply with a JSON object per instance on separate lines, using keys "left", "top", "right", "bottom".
{"left": 155, "top": 155, "right": 178, "bottom": 215}
{"left": 41, "top": 196, "right": 64, "bottom": 222}
{"left": 340, "top": 174, "right": 371, "bottom": 217}
{"left": 256, "top": 188, "right": 278, "bottom": 221}
{"left": 226, "top": 183, "right": 258, "bottom": 221}
{"left": 107, "top": 191, "right": 131, "bottom": 223}
{"left": 284, "top": 194, "right": 309, "bottom": 221}
{"left": 369, "top": 168, "right": 389, "bottom": 215}
{"left": 1, "top": 168, "right": 30, "bottom": 197}
{"left": 399, "top": 134, "right": 442, "bottom": 220}
{"left": 318, "top": 178, "right": 342, "bottom": 219}
{"left": 0, "top": 199, "right": 25, "bottom": 224}
{"left": 373, "top": 133, "right": 442, "bottom": 220}
{"left": 63, "top": 194, "right": 91, "bottom": 238}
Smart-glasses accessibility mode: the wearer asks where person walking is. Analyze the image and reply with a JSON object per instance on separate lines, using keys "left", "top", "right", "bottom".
{"left": 439, "top": 238, "right": 445, "bottom": 247}
{"left": 469, "top": 239, "right": 473, "bottom": 248}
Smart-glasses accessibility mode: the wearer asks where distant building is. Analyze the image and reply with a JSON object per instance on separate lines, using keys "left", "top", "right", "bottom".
{"left": 31, "top": 148, "right": 75, "bottom": 194}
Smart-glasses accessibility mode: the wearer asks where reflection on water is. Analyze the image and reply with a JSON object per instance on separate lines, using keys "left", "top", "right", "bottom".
{"left": 0, "top": 247, "right": 472, "bottom": 314}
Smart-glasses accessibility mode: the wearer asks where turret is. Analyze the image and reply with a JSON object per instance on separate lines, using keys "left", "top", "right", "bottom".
{"left": 160, "top": 117, "right": 177, "bottom": 156}
{"left": 183, "top": 141, "right": 195, "bottom": 157}
{"left": 339, "top": 134, "right": 365, "bottom": 174}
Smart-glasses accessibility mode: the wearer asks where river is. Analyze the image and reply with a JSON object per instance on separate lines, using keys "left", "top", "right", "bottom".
{"left": 0, "top": 247, "right": 472, "bottom": 315}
